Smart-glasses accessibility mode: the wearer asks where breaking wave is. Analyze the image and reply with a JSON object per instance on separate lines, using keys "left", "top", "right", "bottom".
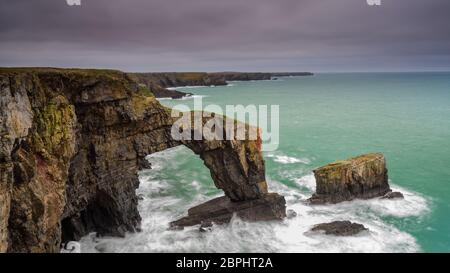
{"left": 156, "top": 95, "right": 208, "bottom": 101}
{"left": 267, "top": 153, "right": 311, "bottom": 164}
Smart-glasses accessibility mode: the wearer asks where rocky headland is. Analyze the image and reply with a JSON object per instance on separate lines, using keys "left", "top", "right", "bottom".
{"left": 130, "top": 72, "right": 313, "bottom": 99}
{"left": 0, "top": 68, "right": 286, "bottom": 252}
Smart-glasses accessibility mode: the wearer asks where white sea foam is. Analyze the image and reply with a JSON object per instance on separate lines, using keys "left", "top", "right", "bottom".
{"left": 166, "top": 86, "right": 209, "bottom": 90}
{"left": 60, "top": 241, "right": 81, "bottom": 253}
{"left": 155, "top": 97, "right": 174, "bottom": 101}
{"left": 294, "top": 173, "right": 317, "bottom": 191}
{"left": 181, "top": 95, "right": 208, "bottom": 100}
{"left": 77, "top": 147, "right": 430, "bottom": 253}
{"left": 267, "top": 153, "right": 311, "bottom": 164}
{"left": 156, "top": 94, "right": 208, "bottom": 101}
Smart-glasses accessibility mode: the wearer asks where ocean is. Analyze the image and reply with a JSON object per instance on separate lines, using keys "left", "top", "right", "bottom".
{"left": 79, "top": 73, "right": 450, "bottom": 253}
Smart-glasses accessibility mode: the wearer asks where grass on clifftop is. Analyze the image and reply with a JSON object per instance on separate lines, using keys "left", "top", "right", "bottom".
{"left": 0, "top": 67, "right": 127, "bottom": 81}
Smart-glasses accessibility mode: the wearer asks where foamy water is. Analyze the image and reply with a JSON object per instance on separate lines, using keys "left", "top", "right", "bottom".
{"left": 78, "top": 146, "right": 430, "bottom": 253}
{"left": 157, "top": 94, "right": 208, "bottom": 101}
{"left": 267, "top": 153, "right": 311, "bottom": 164}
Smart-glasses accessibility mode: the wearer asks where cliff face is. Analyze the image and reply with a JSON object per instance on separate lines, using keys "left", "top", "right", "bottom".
{"left": 0, "top": 70, "right": 79, "bottom": 252}
{"left": 0, "top": 68, "right": 284, "bottom": 253}
{"left": 130, "top": 72, "right": 228, "bottom": 88}
{"left": 209, "top": 72, "right": 313, "bottom": 81}
{"left": 208, "top": 72, "right": 272, "bottom": 82}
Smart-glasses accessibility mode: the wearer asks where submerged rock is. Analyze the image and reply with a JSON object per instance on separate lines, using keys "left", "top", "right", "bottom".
{"left": 199, "top": 221, "right": 213, "bottom": 232}
{"left": 286, "top": 209, "right": 297, "bottom": 219}
{"left": 151, "top": 87, "right": 192, "bottom": 99}
{"left": 308, "top": 153, "right": 391, "bottom": 204}
{"left": 311, "top": 221, "right": 368, "bottom": 236}
{"left": 137, "top": 158, "right": 152, "bottom": 170}
{"left": 170, "top": 193, "right": 286, "bottom": 228}
{"left": 381, "top": 191, "right": 404, "bottom": 200}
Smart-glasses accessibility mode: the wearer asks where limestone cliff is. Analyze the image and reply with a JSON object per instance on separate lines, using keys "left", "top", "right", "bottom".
{"left": 0, "top": 68, "right": 285, "bottom": 253}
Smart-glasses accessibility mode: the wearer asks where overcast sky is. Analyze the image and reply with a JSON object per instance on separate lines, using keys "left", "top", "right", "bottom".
{"left": 1, "top": 0, "right": 449, "bottom": 72}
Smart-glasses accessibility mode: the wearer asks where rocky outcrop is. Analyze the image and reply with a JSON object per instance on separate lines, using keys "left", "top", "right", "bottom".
{"left": 150, "top": 88, "right": 192, "bottom": 99}
{"left": 308, "top": 153, "right": 392, "bottom": 204}
{"left": 170, "top": 193, "right": 286, "bottom": 228}
{"left": 0, "top": 68, "right": 284, "bottom": 252}
{"left": 381, "top": 191, "right": 404, "bottom": 200}
{"left": 310, "top": 221, "right": 368, "bottom": 236}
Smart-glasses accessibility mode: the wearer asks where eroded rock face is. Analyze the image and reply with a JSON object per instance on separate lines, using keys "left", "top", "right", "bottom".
{"left": 1, "top": 71, "right": 77, "bottom": 252}
{"left": 169, "top": 113, "right": 286, "bottom": 228}
{"left": 0, "top": 68, "right": 283, "bottom": 252}
{"left": 177, "top": 114, "right": 268, "bottom": 201}
{"left": 0, "top": 74, "right": 35, "bottom": 252}
{"left": 308, "top": 153, "right": 391, "bottom": 204}
{"left": 0, "top": 69, "right": 177, "bottom": 252}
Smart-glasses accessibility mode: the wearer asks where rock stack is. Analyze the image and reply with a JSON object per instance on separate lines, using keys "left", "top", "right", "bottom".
{"left": 308, "top": 153, "right": 401, "bottom": 204}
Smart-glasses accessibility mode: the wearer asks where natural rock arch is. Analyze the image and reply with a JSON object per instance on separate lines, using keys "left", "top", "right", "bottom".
{"left": 169, "top": 114, "right": 286, "bottom": 228}
{"left": 0, "top": 69, "right": 285, "bottom": 253}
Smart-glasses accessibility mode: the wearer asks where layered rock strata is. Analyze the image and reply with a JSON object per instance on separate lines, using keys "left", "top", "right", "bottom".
{"left": 308, "top": 153, "right": 392, "bottom": 204}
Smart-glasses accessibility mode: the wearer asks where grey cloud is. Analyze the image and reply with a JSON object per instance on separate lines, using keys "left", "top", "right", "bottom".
{"left": 1, "top": 0, "right": 449, "bottom": 71}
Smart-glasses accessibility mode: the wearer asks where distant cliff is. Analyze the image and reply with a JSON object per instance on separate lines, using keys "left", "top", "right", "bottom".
{"left": 130, "top": 72, "right": 313, "bottom": 99}
{"left": 210, "top": 72, "right": 313, "bottom": 81}
{"left": 129, "top": 72, "right": 227, "bottom": 99}
{"left": 271, "top": 72, "right": 314, "bottom": 77}
{"left": 0, "top": 68, "right": 285, "bottom": 253}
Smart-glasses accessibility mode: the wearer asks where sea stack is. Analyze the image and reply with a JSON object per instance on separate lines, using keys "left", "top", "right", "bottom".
{"left": 308, "top": 153, "right": 392, "bottom": 204}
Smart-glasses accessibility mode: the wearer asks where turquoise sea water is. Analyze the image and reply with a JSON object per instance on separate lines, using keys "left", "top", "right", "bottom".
{"left": 80, "top": 73, "right": 450, "bottom": 253}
